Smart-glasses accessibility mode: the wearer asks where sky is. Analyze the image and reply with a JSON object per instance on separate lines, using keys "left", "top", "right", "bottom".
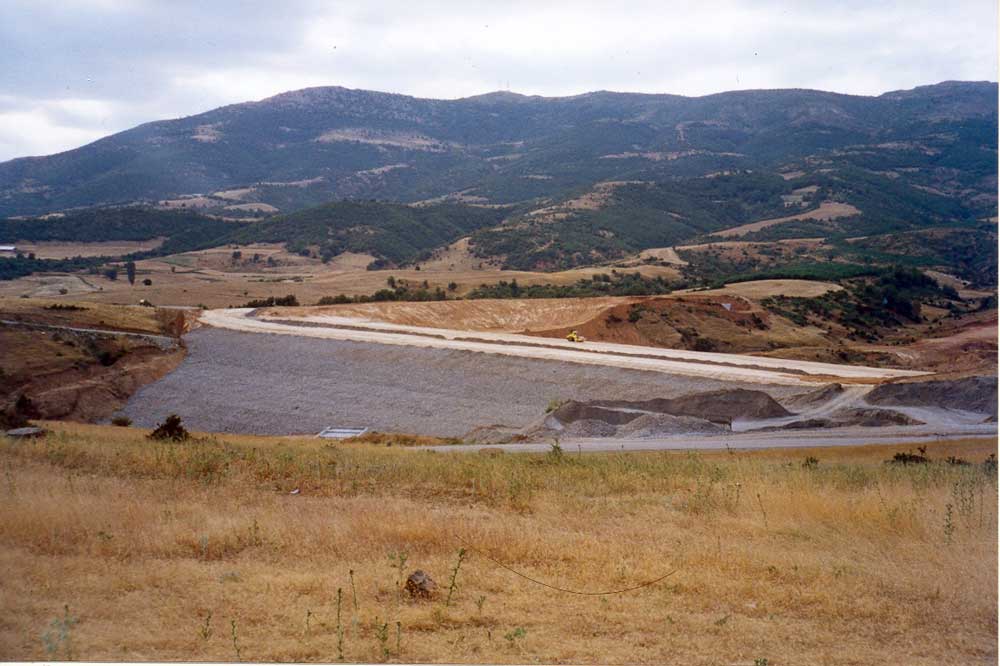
{"left": 0, "top": 0, "right": 996, "bottom": 162}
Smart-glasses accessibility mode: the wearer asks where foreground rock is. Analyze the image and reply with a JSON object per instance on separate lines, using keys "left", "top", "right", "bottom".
{"left": 405, "top": 570, "right": 437, "bottom": 599}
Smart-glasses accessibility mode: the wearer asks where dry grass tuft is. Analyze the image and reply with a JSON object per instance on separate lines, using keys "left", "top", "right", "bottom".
{"left": 0, "top": 422, "right": 995, "bottom": 664}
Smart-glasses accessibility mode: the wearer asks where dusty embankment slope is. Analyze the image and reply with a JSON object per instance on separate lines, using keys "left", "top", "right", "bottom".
{"left": 120, "top": 305, "right": 995, "bottom": 444}
{"left": 121, "top": 326, "right": 797, "bottom": 437}
{"left": 122, "top": 289, "right": 993, "bottom": 442}
{"left": 0, "top": 299, "right": 188, "bottom": 425}
{"left": 203, "top": 308, "right": 923, "bottom": 385}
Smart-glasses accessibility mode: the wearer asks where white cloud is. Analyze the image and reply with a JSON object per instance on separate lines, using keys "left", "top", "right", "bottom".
{"left": 0, "top": 111, "right": 108, "bottom": 159}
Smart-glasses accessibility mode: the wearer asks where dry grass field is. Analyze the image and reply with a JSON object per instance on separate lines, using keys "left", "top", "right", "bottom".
{"left": 0, "top": 422, "right": 995, "bottom": 664}
{"left": 12, "top": 239, "right": 167, "bottom": 259}
{"left": 0, "top": 249, "right": 678, "bottom": 308}
{"left": 677, "top": 279, "right": 843, "bottom": 299}
{"left": 0, "top": 297, "right": 175, "bottom": 335}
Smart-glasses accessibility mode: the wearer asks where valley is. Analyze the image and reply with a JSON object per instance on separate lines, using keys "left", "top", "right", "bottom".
{"left": 1, "top": 77, "right": 996, "bottom": 666}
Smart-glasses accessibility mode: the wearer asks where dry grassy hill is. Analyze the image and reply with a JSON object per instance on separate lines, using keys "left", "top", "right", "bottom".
{"left": 0, "top": 299, "right": 188, "bottom": 425}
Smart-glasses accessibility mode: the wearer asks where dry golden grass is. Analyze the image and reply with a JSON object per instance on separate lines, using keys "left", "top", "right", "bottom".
{"left": 0, "top": 298, "right": 170, "bottom": 334}
{"left": 677, "top": 279, "right": 842, "bottom": 299}
{"left": 0, "top": 422, "right": 996, "bottom": 664}
{"left": 0, "top": 258, "right": 678, "bottom": 308}
{"left": 1, "top": 329, "right": 93, "bottom": 376}
{"left": 13, "top": 239, "right": 168, "bottom": 259}
{"left": 269, "top": 297, "right": 636, "bottom": 332}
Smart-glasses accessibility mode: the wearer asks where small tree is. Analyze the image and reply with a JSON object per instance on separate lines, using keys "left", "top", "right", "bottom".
{"left": 148, "top": 414, "right": 189, "bottom": 441}
{"left": 104, "top": 267, "right": 118, "bottom": 281}
{"left": 125, "top": 261, "right": 136, "bottom": 285}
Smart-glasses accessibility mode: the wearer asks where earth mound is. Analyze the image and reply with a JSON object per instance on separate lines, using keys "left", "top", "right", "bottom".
{"left": 463, "top": 424, "right": 525, "bottom": 445}
{"left": 830, "top": 407, "right": 925, "bottom": 427}
{"left": 550, "top": 401, "right": 643, "bottom": 426}
{"left": 866, "top": 376, "right": 998, "bottom": 417}
{"left": 595, "top": 388, "right": 791, "bottom": 423}
{"left": 537, "top": 390, "right": 778, "bottom": 439}
{"left": 752, "top": 407, "right": 924, "bottom": 431}
{"left": 783, "top": 383, "right": 844, "bottom": 410}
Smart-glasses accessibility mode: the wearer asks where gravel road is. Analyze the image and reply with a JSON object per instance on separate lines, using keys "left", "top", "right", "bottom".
{"left": 421, "top": 426, "right": 999, "bottom": 454}
{"left": 121, "top": 327, "right": 798, "bottom": 436}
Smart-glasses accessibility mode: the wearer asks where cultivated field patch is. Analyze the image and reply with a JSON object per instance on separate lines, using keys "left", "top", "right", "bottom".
{"left": 711, "top": 201, "right": 861, "bottom": 238}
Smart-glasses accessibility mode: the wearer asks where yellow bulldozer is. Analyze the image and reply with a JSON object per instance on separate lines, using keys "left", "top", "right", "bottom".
{"left": 565, "top": 330, "right": 586, "bottom": 343}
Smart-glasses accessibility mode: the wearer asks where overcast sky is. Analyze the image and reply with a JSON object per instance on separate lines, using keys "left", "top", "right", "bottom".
{"left": 0, "top": 0, "right": 996, "bottom": 162}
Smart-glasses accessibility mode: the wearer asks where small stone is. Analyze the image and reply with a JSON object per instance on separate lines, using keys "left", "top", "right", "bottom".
{"left": 405, "top": 570, "right": 437, "bottom": 599}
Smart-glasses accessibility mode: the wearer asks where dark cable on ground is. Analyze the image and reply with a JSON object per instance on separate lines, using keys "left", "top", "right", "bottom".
{"left": 454, "top": 534, "right": 678, "bottom": 596}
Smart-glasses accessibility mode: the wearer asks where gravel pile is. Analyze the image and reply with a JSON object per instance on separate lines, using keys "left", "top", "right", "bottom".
{"left": 618, "top": 414, "right": 729, "bottom": 438}
{"left": 122, "top": 328, "right": 792, "bottom": 437}
{"left": 561, "top": 419, "right": 619, "bottom": 438}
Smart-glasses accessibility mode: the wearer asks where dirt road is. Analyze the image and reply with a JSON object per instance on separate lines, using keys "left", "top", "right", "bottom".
{"left": 420, "top": 427, "right": 999, "bottom": 454}
{"left": 201, "top": 308, "right": 925, "bottom": 385}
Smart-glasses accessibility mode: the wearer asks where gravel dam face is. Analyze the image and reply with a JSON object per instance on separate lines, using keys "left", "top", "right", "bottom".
{"left": 120, "top": 327, "right": 792, "bottom": 437}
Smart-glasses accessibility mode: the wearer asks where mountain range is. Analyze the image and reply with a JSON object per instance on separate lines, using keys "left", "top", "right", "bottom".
{"left": 0, "top": 81, "right": 996, "bottom": 283}
{"left": 1, "top": 81, "right": 995, "bottom": 218}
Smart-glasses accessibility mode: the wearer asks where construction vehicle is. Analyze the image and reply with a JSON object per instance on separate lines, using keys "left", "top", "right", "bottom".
{"left": 566, "top": 330, "right": 586, "bottom": 343}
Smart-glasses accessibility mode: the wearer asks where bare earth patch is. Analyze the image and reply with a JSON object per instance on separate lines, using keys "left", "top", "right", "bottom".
{"left": 637, "top": 247, "right": 688, "bottom": 265}
{"left": 679, "top": 279, "right": 843, "bottom": 299}
{"left": 0, "top": 254, "right": 678, "bottom": 308}
{"left": 274, "top": 297, "right": 634, "bottom": 333}
{"left": 418, "top": 237, "right": 502, "bottom": 271}
{"left": 223, "top": 203, "right": 280, "bottom": 213}
{"left": 711, "top": 201, "right": 861, "bottom": 238}
{"left": 15, "top": 238, "right": 166, "bottom": 259}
